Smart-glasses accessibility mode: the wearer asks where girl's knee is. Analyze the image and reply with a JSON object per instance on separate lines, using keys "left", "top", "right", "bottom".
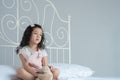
{"left": 17, "top": 68, "right": 24, "bottom": 76}
{"left": 17, "top": 68, "right": 34, "bottom": 80}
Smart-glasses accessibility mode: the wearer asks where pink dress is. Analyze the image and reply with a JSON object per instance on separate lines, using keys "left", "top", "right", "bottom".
{"left": 19, "top": 46, "right": 48, "bottom": 72}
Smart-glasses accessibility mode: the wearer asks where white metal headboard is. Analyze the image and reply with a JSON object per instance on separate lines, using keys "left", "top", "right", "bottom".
{"left": 0, "top": 0, "right": 71, "bottom": 66}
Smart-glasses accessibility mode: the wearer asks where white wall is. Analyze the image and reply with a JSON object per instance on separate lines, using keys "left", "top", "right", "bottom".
{"left": 52, "top": 0, "right": 120, "bottom": 77}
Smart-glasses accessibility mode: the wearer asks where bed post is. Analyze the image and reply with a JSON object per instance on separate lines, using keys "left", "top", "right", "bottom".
{"left": 68, "top": 15, "right": 71, "bottom": 64}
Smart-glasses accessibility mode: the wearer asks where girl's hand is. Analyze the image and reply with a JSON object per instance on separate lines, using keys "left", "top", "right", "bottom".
{"left": 49, "top": 65, "right": 54, "bottom": 71}
{"left": 36, "top": 71, "right": 44, "bottom": 74}
{"left": 29, "top": 63, "right": 39, "bottom": 69}
{"left": 33, "top": 72, "right": 38, "bottom": 77}
{"left": 29, "top": 63, "right": 41, "bottom": 72}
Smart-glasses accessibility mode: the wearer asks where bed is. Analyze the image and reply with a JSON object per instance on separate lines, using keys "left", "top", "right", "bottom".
{"left": 0, "top": 64, "right": 120, "bottom": 80}
{"left": 0, "top": 0, "right": 120, "bottom": 80}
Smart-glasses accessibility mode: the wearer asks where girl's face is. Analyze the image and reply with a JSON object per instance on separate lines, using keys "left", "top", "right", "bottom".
{"left": 29, "top": 27, "right": 42, "bottom": 45}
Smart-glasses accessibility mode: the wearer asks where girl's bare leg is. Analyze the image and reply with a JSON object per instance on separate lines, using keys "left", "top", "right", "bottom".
{"left": 51, "top": 68, "right": 59, "bottom": 80}
{"left": 17, "top": 67, "right": 34, "bottom": 80}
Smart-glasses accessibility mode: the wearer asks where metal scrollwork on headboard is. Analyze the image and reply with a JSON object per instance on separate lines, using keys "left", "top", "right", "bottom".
{"left": 0, "top": 0, "right": 71, "bottom": 66}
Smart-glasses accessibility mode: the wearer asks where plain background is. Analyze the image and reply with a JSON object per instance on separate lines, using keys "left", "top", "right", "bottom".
{"left": 51, "top": 0, "right": 120, "bottom": 77}
{"left": 0, "top": 0, "right": 120, "bottom": 77}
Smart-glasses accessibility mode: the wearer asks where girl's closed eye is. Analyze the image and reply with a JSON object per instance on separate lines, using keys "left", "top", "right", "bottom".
{"left": 34, "top": 32, "right": 37, "bottom": 35}
{"left": 34, "top": 33, "right": 40, "bottom": 36}
{"left": 33, "top": 32, "right": 42, "bottom": 35}
{"left": 40, "top": 34, "right": 42, "bottom": 36}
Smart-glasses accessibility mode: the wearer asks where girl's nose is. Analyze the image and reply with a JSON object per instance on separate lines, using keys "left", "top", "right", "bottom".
{"left": 37, "top": 35, "right": 41, "bottom": 38}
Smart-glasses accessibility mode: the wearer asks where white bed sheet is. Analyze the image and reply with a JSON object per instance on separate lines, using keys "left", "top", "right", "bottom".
{"left": 0, "top": 65, "right": 17, "bottom": 80}
{"left": 0, "top": 65, "right": 120, "bottom": 80}
{"left": 0, "top": 77, "right": 120, "bottom": 80}
{"left": 60, "top": 77, "right": 120, "bottom": 80}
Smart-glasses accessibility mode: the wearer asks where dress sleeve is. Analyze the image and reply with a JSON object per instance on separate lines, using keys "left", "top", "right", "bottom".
{"left": 41, "top": 49, "right": 48, "bottom": 57}
{"left": 18, "top": 48, "right": 28, "bottom": 60}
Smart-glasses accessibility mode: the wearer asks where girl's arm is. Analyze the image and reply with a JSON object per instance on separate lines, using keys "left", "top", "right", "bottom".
{"left": 42, "top": 56, "right": 48, "bottom": 66}
{"left": 42, "top": 56, "right": 53, "bottom": 69}
{"left": 19, "top": 54, "right": 37, "bottom": 76}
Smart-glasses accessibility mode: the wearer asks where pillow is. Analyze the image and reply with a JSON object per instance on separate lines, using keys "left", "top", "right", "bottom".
{"left": 50, "top": 63, "right": 94, "bottom": 79}
{"left": 0, "top": 65, "right": 18, "bottom": 80}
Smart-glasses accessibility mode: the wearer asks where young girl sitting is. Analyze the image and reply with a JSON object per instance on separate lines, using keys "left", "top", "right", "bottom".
{"left": 16, "top": 24, "right": 59, "bottom": 80}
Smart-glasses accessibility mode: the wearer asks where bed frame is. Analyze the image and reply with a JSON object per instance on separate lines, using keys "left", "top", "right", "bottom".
{"left": 0, "top": 0, "right": 71, "bottom": 66}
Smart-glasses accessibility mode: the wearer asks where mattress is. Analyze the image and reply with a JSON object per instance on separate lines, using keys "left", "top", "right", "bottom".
{"left": 64, "top": 77, "right": 120, "bottom": 80}
{"left": 0, "top": 64, "right": 120, "bottom": 80}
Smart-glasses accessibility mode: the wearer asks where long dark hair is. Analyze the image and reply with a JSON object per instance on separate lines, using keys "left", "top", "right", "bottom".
{"left": 16, "top": 24, "right": 45, "bottom": 53}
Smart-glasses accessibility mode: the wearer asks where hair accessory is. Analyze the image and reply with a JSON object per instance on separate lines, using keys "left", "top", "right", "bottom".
{"left": 31, "top": 24, "right": 35, "bottom": 27}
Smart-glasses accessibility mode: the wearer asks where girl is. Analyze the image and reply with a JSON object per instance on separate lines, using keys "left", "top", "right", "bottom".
{"left": 16, "top": 24, "right": 59, "bottom": 80}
